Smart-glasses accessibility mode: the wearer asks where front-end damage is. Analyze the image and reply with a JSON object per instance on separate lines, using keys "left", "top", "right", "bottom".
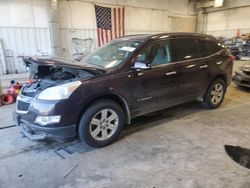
{"left": 14, "top": 56, "right": 103, "bottom": 141}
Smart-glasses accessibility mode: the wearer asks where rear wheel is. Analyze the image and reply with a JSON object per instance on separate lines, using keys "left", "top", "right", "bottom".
{"left": 78, "top": 99, "right": 125, "bottom": 147}
{"left": 202, "top": 78, "right": 226, "bottom": 109}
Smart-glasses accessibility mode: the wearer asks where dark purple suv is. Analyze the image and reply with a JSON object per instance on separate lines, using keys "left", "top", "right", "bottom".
{"left": 14, "top": 33, "right": 233, "bottom": 147}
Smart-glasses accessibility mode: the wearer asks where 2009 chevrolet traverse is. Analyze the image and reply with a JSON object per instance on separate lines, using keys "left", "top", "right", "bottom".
{"left": 14, "top": 33, "right": 233, "bottom": 147}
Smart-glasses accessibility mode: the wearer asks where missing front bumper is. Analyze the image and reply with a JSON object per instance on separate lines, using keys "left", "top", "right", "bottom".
{"left": 14, "top": 113, "right": 77, "bottom": 141}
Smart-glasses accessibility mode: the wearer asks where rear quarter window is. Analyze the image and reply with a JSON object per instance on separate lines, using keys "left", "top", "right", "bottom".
{"left": 170, "top": 38, "right": 201, "bottom": 62}
{"left": 199, "top": 39, "right": 223, "bottom": 57}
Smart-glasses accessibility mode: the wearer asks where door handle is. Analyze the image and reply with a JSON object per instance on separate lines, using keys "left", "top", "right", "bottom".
{"left": 186, "top": 64, "right": 196, "bottom": 68}
{"left": 137, "top": 72, "right": 144, "bottom": 76}
{"left": 200, "top": 65, "right": 208, "bottom": 69}
{"left": 128, "top": 71, "right": 144, "bottom": 78}
{"left": 165, "top": 71, "right": 177, "bottom": 76}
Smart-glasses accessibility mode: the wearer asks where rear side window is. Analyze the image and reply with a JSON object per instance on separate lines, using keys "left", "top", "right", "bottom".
{"left": 170, "top": 38, "right": 201, "bottom": 62}
{"left": 199, "top": 39, "right": 223, "bottom": 57}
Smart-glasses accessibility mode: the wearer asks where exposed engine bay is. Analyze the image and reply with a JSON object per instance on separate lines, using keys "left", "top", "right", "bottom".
{"left": 21, "top": 64, "right": 95, "bottom": 97}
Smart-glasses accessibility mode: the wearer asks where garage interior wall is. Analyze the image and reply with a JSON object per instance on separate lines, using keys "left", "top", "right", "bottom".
{"left": 206, "top": 0, "right": 250, "bottom": 38}
{"left": 0, "top": 0, "right": 193, "bottom": 74}
{"left": 0, "top": 0, "right": 51, "bottom": 74}
{"left": 59, "top": 0, "right": 194, "bottom": 57}
{"left": 170, "top": 16, "right": 196, "bottom": 32}
{"left": 59, "top": 0, "right": 170, "bottom": 57}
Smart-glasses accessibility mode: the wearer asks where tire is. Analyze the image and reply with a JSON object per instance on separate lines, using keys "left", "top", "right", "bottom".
{"left": 202, "top": 78, "right": 226, "bottom": 109}
{"left": 78, "top": 99, "right": 125, "bottom": 147}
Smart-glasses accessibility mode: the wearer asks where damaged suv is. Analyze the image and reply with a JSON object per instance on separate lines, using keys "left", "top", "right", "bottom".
{"left": 14, "top": 33, "right": 233, "bottom": 147}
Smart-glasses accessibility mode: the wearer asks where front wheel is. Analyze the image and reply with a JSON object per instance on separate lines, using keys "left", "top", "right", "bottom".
{"left": 202, "top": 78, "right": 226, "bottom": 109}
{"left": 78, "top": 99, "right": 125, "bottom": 147}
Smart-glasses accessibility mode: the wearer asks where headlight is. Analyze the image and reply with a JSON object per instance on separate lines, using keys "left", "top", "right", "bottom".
{"left": 37, "top": 81, "right": 81, "bottom": 100}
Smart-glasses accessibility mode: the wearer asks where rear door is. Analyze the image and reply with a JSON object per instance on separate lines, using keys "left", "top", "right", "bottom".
{"left": 199, "top": 38, "right": 228, "bottom": 85}
{"left": 169, "top": 38, "right": 210, "bottom": 103}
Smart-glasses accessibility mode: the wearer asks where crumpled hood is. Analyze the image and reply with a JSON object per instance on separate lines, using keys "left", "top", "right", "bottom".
{"left": 23, "top": 56, "right": 105, "bottom": 73}
{"left": 20, "top": 56, "right": 102, "bottom": 98}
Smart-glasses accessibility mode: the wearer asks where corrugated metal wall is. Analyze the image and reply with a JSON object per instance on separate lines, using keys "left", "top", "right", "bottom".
{"left": 60, "top": 28, "right": 165, "bottom": 58}
{"left": 0, "top": 27, "right": 165, "bottom": 75}
{"left": 60, "top": 28, "right": 97, "bottom": 58}
{"left": 0, "top": 0, "right": 175, "bottom": 75}
{"left": 0, "top": 27, "right": 51, "bottom": 74}
{"left": 0, "top": 0, "right": 197, "bottom": 75}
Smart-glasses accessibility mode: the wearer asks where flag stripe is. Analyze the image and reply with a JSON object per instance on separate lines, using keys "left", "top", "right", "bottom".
{"left": 95, "top": 5, "right": 125, "bottom": 47}
{"left": 110, "top": 29, "right": 113, "bottom": 41}
{"left": 114, "top": 8, "right": 117, "bottom": 38}
{"left": 122, "top": 7, "right": 125, "bottom": 36}
{"left": 101, "top": 28, "right": 104, "bottom": 46}
{"left": 118, "top": 7, "right": 121, "bottom": 37}
{"left": 97, "top": 28, "right": 101, "bottom": 47}
{"left": 105, "top": 29, "right": 108, "bottom": 43}
{"left": 99, "top": 29, "right": 102, "bottom": 46}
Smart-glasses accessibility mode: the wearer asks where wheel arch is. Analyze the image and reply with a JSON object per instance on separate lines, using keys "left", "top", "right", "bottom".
{"left": 204, "top": 73, "right": 228, "bottom": 98}
{"left": 76, "top": 93, "right": 131, "bottom": 129}
{"left": 210, "top": 73, "right": 228, "bottom": 86}
{"left": 201, "top": 73, "right": 228, "bottom": 108}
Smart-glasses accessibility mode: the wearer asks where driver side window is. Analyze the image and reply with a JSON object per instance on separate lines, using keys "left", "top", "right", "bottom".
{"left": 133, "top": 41, "right": 172, "bottom": 67}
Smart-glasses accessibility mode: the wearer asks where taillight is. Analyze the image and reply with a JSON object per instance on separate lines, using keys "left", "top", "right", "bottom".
{"left": 229, "top": 55, "right": 235, "bottom": 61}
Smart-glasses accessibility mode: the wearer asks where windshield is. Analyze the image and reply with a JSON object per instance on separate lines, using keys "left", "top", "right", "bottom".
{"left": 80, "top": 40, "right": 142, "bottom": 68}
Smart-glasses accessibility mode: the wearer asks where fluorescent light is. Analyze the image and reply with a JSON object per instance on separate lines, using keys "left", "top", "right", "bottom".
{"left": 214, "top": 0, "right": 224, "bottom": 7}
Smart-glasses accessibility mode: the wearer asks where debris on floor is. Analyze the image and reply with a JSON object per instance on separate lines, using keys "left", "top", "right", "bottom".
{"left": 225, "top": 145, "right": 250, "bottom": 169}
{"left": 63, "top": 164, "right": 79, "bottom": 179}
{"left": 0, "top": 80, "right": 22, "bottom": 106}
{"left": 54, "top": 147, "right": 73, "bottom": 159}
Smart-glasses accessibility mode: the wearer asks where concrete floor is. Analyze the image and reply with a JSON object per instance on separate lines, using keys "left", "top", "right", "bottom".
{"left": 0, "top": 61, "right": 250, "bottom": 188}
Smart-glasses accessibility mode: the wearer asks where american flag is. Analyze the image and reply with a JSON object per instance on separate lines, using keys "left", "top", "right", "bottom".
{"left": 94, "top": 5, "right": 125, "bottom": 47}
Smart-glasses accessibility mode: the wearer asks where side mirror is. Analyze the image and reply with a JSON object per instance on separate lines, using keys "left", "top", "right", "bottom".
{"left": 131, "top": 62, "right": 151, "bottom": 70}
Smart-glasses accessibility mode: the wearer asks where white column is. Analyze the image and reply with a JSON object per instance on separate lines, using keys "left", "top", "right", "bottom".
{"left": 50, "top": 0, "right": 61, "bottom": 56}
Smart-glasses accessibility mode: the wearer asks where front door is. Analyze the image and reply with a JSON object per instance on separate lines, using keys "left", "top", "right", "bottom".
{"left": 127, "top": 40, "right": 180, "bottom": 117}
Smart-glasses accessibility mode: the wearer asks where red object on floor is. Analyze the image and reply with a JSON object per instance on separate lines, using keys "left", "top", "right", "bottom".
{"left": 1, "top": 94, "right": 14, "bottom": 105}
{"left": 0, "top": 81, "right": 23, "bottom": 106}
{"left": 7, "top": 82, "right": 22, "bottom": 98}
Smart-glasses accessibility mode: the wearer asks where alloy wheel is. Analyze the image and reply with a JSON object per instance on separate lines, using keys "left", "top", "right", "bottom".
{"left": 210, "top": 83, "right": 224, "bottom": 105}
{"left": 89, "top": 109, "right": 119, "bottom": 141}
